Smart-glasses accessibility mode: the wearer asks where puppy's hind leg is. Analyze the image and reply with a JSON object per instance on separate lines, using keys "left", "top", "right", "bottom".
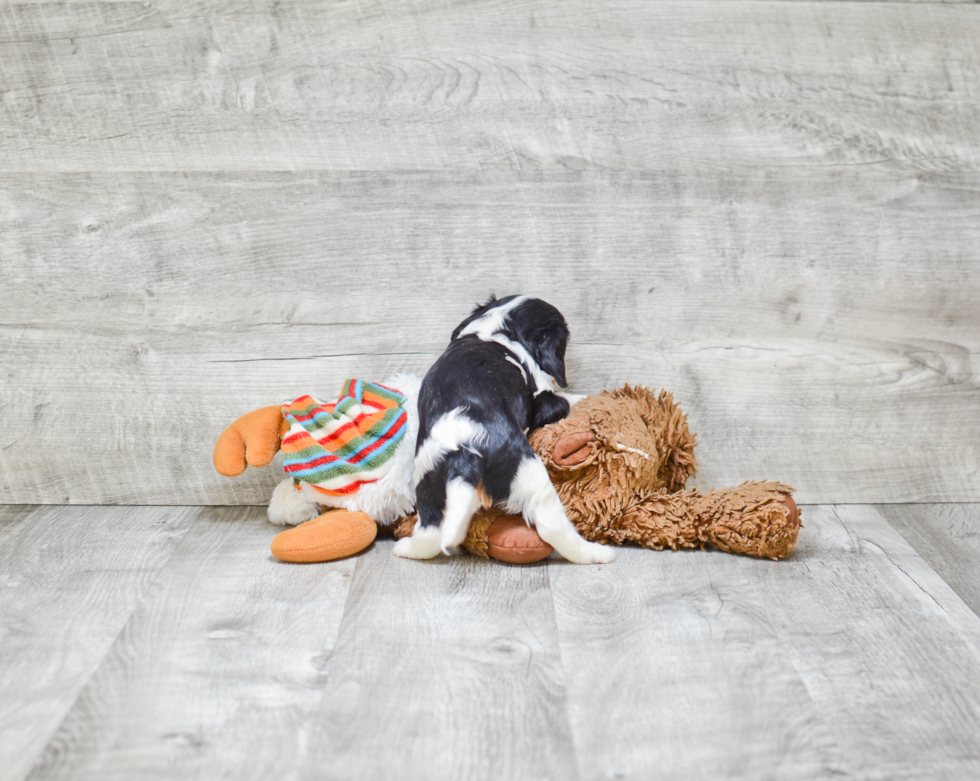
{"left": 440, "top": 477, "right": 482, "bottom": 555}
{"left": 393, "top": 470, "right": 445, "bottom": 560}
{"left": 438, "top": 449, "right": 484, "bottom": 554}
{"left": 507, "top": 457, "right": 615, "bottom": 565}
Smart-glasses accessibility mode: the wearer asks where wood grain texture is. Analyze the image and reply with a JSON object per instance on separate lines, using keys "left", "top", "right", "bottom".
{"left": 877, "top": 503, "right": 980, "bottom": 617}
{"left": 1, "top": 1, "right": 978, "bottom": 172}
{"left": 1, "top": 168, "right": 978, "bottom": 503}
{"left": 23, "top": 506, "right": 357, "bottom": 781}
{"left": 2, "top": 0, "right": 979, "bottom": 504}
{"left": 0, "top": 505, "right": 196, "bottom": 781}
{"left": 0, "top": 504, "right": 39, "bottom": 543}
{"left": 549, "top": 505, "right": 980, "bottom": 780}
{"left": 9, "top": 504, "right": 980, "bottom": 780}
{"left": 298, "top": 540, "right": 577, "bottom": 781}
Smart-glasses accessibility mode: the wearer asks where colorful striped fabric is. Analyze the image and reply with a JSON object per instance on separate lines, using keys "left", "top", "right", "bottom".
{"left": 280, "top": 379, "right": 408, "bottom": 497}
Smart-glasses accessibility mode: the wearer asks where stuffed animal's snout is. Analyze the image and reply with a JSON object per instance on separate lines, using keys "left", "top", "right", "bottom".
{"left": 552, "top": 431, "right": 596, "bottom": 466}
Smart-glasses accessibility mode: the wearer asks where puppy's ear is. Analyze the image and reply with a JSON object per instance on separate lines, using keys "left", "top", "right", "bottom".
{"left": 530, "top": 391, "right": 571, "bottom": 431}
{"left": 528, "top": 326, "right": 569, "bottom": 387}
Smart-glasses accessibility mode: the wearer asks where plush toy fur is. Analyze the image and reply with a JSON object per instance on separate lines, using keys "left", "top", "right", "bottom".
{"left": 215, "top": 382, "right": 800, "bottom": 563}
{"left": 213, "top": 373, "right": 421, "bottom": 562}
{"left": 215, "top": 373, "right": 423, "bottom": 528}
{"left": 395, "top": 385, "right": 800, "bottom": 561}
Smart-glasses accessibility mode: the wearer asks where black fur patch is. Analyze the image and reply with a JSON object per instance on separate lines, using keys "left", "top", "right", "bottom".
{"left": 415, "top": 296, "right": 573, "bottom": 529}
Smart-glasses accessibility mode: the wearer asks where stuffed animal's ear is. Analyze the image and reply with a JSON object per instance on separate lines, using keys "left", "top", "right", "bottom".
{"left": 608, "top": 385, "right": 698, "bottom": 489}
{"left": 609, "top": 385, "right": 672, "bottom": 433}
{"left": 530, "top": 390, "right": 570, "bottom": 431}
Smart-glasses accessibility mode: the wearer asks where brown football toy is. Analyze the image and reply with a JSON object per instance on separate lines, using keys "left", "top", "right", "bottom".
{"left": 396, "top": 385, "right": 800, "bottom": 563}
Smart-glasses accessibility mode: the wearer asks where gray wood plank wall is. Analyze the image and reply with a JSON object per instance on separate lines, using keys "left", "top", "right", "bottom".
{"left": 1, "top": 0, "right": 978, "bottom": 504}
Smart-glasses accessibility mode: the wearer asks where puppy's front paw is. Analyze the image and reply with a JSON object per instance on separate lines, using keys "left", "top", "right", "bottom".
{"left": 567, "top": 541, "right": 616, "bottom": 565}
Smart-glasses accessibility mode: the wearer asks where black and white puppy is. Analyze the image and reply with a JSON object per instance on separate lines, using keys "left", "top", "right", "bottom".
{"left": 393, "top": 295, "right": 615, "bottom": 564}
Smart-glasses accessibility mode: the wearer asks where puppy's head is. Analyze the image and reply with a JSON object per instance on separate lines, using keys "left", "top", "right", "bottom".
{"left": 507, "top": 299, "right": 569, "bottom": 388}
{"left": 452, "top": 295, "right": 570, "bottom": 387}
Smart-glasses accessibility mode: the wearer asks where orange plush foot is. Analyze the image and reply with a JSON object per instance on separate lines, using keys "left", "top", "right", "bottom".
{"left": 270, "top": 511, "right": 377, "bottom": 563}
{"left": 486, "top": 515, "right": 554, "bottom": 564}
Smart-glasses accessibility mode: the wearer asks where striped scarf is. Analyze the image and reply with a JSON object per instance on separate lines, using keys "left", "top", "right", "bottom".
{"left": 280, "top": 379, "right": 408, "bottom": 497}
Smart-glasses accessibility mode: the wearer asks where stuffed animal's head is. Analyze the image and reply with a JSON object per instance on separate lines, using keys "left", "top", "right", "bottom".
{"left": 528, "top": 385, "right": 697, "bottom": 496}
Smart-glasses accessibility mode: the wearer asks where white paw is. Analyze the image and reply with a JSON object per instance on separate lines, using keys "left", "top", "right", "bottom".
{"left": 393, "top": 528, "right": 443, "bottom": 560}
{"left": 566, "top": 541, "right": 616, "bottom": 565}
{"left": 392, "top": 537, "right": 418, "bottom": 558}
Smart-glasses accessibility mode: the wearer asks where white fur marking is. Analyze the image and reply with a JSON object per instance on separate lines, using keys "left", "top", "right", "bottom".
{"left": 393, "top": 522, "right": 444, "bottom": 560}
{"left": 503, "top": 457, "right": 615, "bottom": 565}
{"left": 614, "top": 442, "right": 650, "bottom": 459}
{"left": 456, "top": 295, "right": 559, "bottom": 396}
{"left": 458, "top": 295, "right": 528, "bottom": 340}
{"left": 505, "top": 355, "right": 528, "bottom": 381}
{"left": 440, "top": 478, "right": 482, "bottom": 554}
{"left": 413, "top": 408, "right": 486, "bottom": 483}
{"left": 485, "top": 332, "right": 558, "bottom": 396}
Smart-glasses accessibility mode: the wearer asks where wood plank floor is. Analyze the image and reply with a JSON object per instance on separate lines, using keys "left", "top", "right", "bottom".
{"left": 3, "top": 503, "right": 980, "bottom": 781}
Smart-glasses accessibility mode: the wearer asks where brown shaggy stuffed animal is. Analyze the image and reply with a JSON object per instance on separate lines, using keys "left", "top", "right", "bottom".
{"left": 395, "top": 385, "right": 801, "bottom": 562}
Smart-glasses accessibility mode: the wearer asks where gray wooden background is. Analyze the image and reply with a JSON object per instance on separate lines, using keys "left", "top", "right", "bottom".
{"left": 1, "top": 0, "right": 978, "bottom": 505}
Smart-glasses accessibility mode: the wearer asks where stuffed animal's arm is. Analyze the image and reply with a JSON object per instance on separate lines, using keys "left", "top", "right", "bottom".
{"left": 569, "top": 482, "right": 800, "bottom": 560}
{"left": 213, "top": 406, "right": 290, "bottom": 476}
